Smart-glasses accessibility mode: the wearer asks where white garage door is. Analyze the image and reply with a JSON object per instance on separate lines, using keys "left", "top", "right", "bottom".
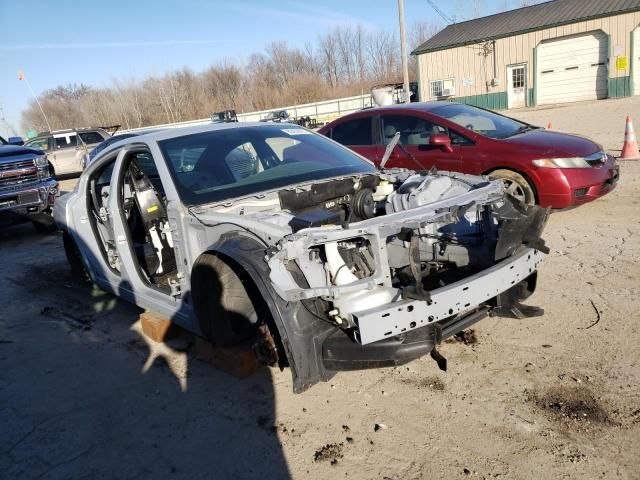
{"left": 634, "top": 26, "right": 640, "bottom": 96}
{"left": 537, "top": 31, "right": 608, "bottom": 105}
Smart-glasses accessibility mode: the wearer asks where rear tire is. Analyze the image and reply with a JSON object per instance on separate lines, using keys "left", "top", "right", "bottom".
{"left": 191, "top": 253, "right": 260, "bottom": 347}
{"left": 488, "top": 169, "right": 536, "bottom": 205}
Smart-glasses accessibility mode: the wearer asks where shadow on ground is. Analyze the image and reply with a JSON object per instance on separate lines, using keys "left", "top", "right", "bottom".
{"left": 0, "top": 224, "right": 291, "bottom": 479}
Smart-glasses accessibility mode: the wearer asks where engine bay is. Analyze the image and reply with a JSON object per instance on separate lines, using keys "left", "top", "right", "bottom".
{"left": 246, "top": 169, "right": 550, "bottom": 345}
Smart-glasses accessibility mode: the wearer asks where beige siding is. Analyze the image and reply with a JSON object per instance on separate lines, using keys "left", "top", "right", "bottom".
{"left": 417, "top": 10, "right": 640, "bottom": 101}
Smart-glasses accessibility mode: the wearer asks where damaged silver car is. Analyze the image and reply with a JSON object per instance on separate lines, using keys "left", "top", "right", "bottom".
{"left": 55, "top": 123, "right": 549, "bottom": 392}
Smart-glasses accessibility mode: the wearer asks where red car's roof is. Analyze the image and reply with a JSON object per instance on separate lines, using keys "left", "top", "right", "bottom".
{"left": 366, "top": 101, "right": 452, "bottom": 112}
{"left": 328, "top": 102, "right": 456, "bottom": 122}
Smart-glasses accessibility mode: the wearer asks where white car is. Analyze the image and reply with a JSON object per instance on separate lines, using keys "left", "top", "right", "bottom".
{"left": 24, "top": 128, "right": 109, "bottom": 176}
{"left": 55, "top": 123, "right": 549, "bottom": 392}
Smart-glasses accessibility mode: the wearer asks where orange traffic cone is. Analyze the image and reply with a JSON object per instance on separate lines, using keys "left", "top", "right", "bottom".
{"left": 620, "top": 115, "right": 640, "bottom": 160}
{"left": 547, "top": 122, "right": 553, "bottom": 129}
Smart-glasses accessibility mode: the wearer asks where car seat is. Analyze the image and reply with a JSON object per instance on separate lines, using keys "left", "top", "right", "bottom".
{"left": 384, "top": 125, "right": 397, "bottom": 144}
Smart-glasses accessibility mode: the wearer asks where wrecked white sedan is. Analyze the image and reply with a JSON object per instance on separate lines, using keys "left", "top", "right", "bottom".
{"left": 55, "top": 123, "right": 549, "bottom": 392}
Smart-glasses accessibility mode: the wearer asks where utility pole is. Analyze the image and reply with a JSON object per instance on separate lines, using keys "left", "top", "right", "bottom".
{"left": 398, "top": 0, "right": 411, "bottom": 103}
{"left": 18, "top": 71, "right": 52, "bottom": 132}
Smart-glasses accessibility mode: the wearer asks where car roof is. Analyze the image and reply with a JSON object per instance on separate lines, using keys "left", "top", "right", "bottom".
{"left": 34, "top": 127, "right": 107, "bottom": 137}
{"left": 363, "top": 101, "right": 457, "bottom": 114}
{"left": 318, "top": 102, "right": 467, "bottom": 128}
{"left": 89, "top": 123, "right": 309, "bottom": 163}
{"left": 122, "top": 122, "right": 302, "bottom": 143}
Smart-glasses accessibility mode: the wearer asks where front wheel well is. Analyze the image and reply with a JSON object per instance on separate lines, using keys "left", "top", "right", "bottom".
{"left": 191, "top": 250, "right": 288, "bottom": 366}
{"left": 482, "top": 167, "right": 539, "bottom": 204}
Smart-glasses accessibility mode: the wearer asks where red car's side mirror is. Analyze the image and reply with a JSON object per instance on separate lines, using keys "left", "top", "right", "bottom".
{"left": 429, "top": 133, "right": 453, "bottom": 153}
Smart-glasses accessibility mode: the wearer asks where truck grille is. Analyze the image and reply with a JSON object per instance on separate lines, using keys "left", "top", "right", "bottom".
{"left": 0, "top": 159, "right": 38, "bottom": 187}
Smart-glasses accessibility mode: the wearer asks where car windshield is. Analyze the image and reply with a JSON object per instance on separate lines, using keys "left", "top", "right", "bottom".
{"left": 431, "top": 103, "right": 530, "bottom": 139}
{"left": 158, "top": 125, "right": 377, "bottom": 205}
{"left": 0, "top": 136, "right": 7, "bottom": 145}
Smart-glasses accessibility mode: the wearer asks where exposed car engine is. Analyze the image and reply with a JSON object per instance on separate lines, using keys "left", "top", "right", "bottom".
{"left": 259, "top": 169, "right": 548, "bottom": 346}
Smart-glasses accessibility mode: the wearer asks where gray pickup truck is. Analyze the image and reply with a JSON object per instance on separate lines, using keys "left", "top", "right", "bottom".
{"left": 0, "top": 135, "right": 58, "bottom": 232}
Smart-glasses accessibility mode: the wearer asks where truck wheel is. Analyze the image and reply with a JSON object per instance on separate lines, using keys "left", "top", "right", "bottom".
{"left": 191, "top": 253, "right": 260, "bottom": 347}
{"left": 488, "top": 169, "right": 536, "bottom": 205}
{"left": 32, "top": 211, "right": 57, "bottom": 233}
{"left": 63, "top": 231, "right": 90, "bottom": 282}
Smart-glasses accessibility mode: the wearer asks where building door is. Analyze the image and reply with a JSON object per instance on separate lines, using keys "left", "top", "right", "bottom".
{"left": 634, "top": 26, "right": 640, "bottom": 96}
{"left": 536, "top": 31, "right": 607, "bottom": 105}
{"left": 507, "top": 64, "right": 527, "bottom": 108}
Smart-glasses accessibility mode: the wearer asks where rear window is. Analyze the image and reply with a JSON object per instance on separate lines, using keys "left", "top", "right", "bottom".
{"left": 54, "top": 135, "right": 77, "bottom": 149}
{"left": 79, "top": 131, "right": 106, "bottom": 145}
{"left": 330, "top": 117, "right": 373, "bottom": 145}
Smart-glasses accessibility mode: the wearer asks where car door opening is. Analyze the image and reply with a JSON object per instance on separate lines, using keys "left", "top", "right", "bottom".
{"left": 122, "top": 151, "right": 178, "bottom": 291}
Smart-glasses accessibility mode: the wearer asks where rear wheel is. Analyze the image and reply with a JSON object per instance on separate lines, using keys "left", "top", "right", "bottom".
{"left": 489, "top": 169, "right": 536, "bottom": 205}
{"left": 191, "top": 253, "right": 261, "bottom": 347}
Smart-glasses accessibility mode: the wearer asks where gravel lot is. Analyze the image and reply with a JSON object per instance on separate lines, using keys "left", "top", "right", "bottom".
{"left": 1, "top": 97, "right": 639, "bottom": 479}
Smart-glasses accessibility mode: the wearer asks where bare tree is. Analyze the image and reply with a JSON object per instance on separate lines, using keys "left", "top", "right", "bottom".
{"left": 20, "top": 23, "right": 449, "bottom": 132}
{"left": 318, "top": 30, "right": 340, "bottom": 88}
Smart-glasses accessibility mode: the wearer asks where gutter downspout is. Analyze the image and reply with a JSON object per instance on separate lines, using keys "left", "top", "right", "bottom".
{"left": 493, "top": 40, "right": 497, "bottom": 88}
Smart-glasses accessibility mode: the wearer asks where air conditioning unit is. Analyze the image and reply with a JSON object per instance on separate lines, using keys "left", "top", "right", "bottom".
{"left": 441, "top": 87, "right": 456, "bottom": 97}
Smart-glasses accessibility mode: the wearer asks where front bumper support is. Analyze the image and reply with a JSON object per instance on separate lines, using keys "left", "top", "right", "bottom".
{"left": 352, "top": 247, "right": 545, "bottom": 345}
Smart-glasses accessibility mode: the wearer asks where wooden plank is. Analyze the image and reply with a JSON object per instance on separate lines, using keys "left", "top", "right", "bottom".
{"left": 193, "top": 337, "right": 260, "bottom": 379}
{"left": 140, "top": 311, "right": 180, "bottom": 343}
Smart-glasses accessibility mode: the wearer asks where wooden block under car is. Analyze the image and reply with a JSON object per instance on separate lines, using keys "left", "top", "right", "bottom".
{"left": 140, "top": 311, "right": 181, "bottom": 343}
{"left": 193, "top": 336, "right": 260, "bottom": 378}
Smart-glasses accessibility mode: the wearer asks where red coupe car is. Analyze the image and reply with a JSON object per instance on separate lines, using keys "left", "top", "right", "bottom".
{"left": 318, "top": 102, "right": 619, "bottom": 209}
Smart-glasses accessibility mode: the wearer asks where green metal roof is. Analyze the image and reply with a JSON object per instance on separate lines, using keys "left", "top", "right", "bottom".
{"left": 413, "top": 0, "right": 640, "bottom": 55}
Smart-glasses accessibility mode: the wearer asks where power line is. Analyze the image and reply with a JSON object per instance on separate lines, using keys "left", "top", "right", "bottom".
{"left": 425, "top": 0, "right": 454, "bottom": 24}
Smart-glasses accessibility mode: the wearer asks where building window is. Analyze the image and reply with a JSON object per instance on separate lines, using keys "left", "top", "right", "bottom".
{"left": 430, "top": 79, "right": 455, "bottom": 98}
{"left": 511, "top": 66, "right": 525, "bottom": 88}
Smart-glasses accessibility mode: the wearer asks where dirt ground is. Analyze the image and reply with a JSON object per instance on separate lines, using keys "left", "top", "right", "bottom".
{"left": 1, "top": 97, "right": 639, "bottom": 479}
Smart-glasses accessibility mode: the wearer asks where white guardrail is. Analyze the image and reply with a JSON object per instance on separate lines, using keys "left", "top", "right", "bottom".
{"left": 118, "top": 93, "right": 375, "bottom": 135}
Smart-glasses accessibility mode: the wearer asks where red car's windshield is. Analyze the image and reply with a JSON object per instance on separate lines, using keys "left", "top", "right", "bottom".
{"left": 431, "top": 103, "right": 533, "bottom": 139}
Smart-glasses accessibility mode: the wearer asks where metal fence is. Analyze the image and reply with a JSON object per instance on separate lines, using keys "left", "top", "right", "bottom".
{"left": 118, "top": 93, "right": 375, "bottom": 134}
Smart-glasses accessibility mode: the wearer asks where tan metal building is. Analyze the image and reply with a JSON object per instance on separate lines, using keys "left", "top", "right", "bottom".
{"left": 412, "top": 0, "right": 640, "bottom": 109}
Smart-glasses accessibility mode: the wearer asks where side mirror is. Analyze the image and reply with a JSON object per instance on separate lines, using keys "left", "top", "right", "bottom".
{"left": 7, "top": 136, "right": 24, "bottom": 146}
{"left": 429, "top": 133, "right": 453, "bottom": 153}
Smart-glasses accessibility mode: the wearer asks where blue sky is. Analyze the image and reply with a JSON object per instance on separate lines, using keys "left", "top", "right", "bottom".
{"left": 0, "top": 0, "right": 520, "bottom": 136}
